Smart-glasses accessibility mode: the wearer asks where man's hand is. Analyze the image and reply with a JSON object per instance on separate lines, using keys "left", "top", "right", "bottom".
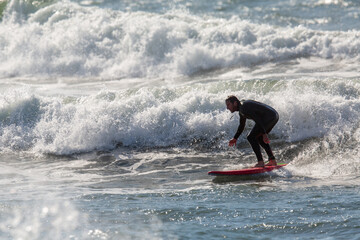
{"left": 228, "top": 138, "right": 237, "bottom": 147}
{"left": 263, "top": 134, "right": 270, "bottom": 144}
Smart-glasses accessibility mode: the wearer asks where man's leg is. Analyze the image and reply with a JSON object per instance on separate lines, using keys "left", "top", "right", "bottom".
{"left": 260, "top": 116, "right": 279, "bottom": 165}
{"left": 247, "top": 126, "right": 264, "bottom": 166}
{"left": 258, "top": 136, "right": 275, "bottom": 160}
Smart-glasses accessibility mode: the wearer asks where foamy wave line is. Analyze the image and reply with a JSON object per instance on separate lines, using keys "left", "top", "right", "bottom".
{"left": 0, "top": 79, "right": 359, "bottom": 155}
{"left": 1, "top": 1, "right": 360, "bottom": 79}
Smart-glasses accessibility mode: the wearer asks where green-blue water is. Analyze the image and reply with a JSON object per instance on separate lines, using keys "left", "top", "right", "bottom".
{"left": 1, "top": 0, "right": 360, "bottom": 239}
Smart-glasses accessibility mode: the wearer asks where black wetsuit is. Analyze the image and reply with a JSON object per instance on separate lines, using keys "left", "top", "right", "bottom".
{"left": 234, "top": 100, "right": 279, "bottom": 162}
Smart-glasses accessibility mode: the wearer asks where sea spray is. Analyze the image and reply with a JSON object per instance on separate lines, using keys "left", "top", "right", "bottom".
{"left": 1, "top": 0, "right": 360, "bottom": 79}
{"left": 0, "top": 200, "right": 86, "bottom": 239}
{"left": 0, "top": 78, "right": 358, "bottom": 159}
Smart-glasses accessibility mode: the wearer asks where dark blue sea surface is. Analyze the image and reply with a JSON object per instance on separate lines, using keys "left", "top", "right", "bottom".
{"left": 1, "top": 0, "right": 360, "bottom": 239}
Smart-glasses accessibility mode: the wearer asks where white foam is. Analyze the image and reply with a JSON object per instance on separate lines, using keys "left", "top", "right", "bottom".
{"left": 1, "top": 1, "right": 360, "bottom": 79}
{"left": 0, "top": 77, "right": 358, "bottom": 160}
{"left": 0, "top": 200, "right": 87, "bottom": 239}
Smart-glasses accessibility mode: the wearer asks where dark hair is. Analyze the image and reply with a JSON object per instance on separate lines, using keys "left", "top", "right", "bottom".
{"left": 225, "top": 95, "right": 240, "bottom": 104}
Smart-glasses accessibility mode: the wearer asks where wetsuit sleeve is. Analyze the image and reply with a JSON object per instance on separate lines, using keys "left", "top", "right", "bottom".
{"left": 234, "top": 115, "right": 246, "bottom": 139}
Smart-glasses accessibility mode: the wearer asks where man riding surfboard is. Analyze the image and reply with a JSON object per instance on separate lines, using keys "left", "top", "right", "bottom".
{"left": 225, "top": 96, "right": 279, "bottom": 168}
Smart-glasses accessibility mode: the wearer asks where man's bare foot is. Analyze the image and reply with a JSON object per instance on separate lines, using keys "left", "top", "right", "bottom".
{"left": 265, "top": 159, "right": 277, "bottom": 166}
{"left": 253, "top": 161, "right": 265, "bottom": 168}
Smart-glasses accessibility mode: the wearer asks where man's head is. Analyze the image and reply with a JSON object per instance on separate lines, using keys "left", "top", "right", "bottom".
{"left": 225, "top": 95, "right": 240, "bottom": 113}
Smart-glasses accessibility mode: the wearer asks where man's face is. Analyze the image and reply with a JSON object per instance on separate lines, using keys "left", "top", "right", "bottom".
{"left": 226, "top": 100, "right": 237, "bottom": 113}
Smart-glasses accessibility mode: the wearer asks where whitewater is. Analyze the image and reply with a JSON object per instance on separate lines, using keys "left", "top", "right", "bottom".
{"left": 0, "top": 0, "right": 360, "bottom": 239}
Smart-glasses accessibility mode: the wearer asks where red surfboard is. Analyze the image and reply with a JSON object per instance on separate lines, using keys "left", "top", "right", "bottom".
{"left": 208, "top": 163, "right": 287, "bottom": 176}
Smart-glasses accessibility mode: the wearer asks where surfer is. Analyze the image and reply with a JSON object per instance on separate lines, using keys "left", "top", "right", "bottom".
{"left": 225, "top": 96, "right": 279, "bottom": 168}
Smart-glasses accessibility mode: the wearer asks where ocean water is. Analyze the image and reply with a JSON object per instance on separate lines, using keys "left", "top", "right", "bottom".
{"left": 1, "top": 0, "right": 360, "bottom": 239}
